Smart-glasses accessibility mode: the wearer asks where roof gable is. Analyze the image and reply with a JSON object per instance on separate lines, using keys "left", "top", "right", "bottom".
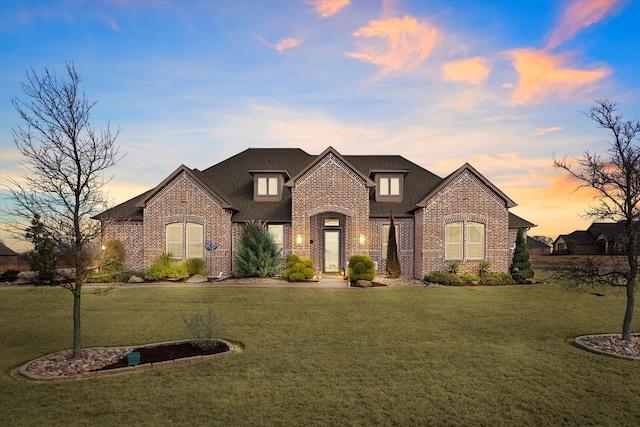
{"left": 415, "top": 163, "right": 516, "bottom": 209}
{"left": 136, "top": 165, "right": 235, "bottom": 210}
{"left": 0, "top": 242, "right": 18, "bottom": 256}
{"left": 285, "top": 146, "right": 375, "bottom": 188}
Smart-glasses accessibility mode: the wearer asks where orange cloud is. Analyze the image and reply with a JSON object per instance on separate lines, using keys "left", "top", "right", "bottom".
{"left": 506, "top": 48, "right": 610, "bottom": 105}
{"left": 345, "top": 15, "right": 440, "bottom": 76}
{"left": 255, "top": 36, "right": 300, "bottom": 52}
{"left": 307, "top": 0, "right": 350, "bottom": 18}
{"left": 274, "top": 38, "right": 300, "bottom": 52}
{"left": 533, "top": 126, "right": 562, "bottom": 136}
{"left": 546, "top": 0, "right": 619, "bottom": 50}
{"left": 442, "top": 57, "right": 492, "bottom": 84}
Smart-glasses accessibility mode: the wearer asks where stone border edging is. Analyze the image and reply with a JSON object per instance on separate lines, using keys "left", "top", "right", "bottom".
{"left": 574, "top": 334, "right": 639, "bottom": 360}
{"left": 19, "top": 339, "right": 238, "bottom": 381}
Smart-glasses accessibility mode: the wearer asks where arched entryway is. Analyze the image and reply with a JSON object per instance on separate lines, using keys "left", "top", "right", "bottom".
{"left": 311, "top": 212, "right": 347, "bottom": 274}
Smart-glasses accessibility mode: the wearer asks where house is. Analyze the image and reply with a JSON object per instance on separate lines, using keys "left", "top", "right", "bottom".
{"left": 527, "top": 236, "right": 552, "bottom": 256}
{"left": 553, "top": 221, "right": 629, "bottom": 255}
{"left": 0, "top": 242, "right": 19, "bottom": 272}
{"left": 96, "top": 147, "right": 534, "bottom": 278}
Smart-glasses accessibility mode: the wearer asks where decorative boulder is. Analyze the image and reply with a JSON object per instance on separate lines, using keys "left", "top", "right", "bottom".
{"left": 187, "top": 274, "right": 208, "bottom": 283}
{"left": 356, "top": 280, "right": 372, "bottom": 288}
{"left": 128, "top": 275, "right": 144, "bottom": 283}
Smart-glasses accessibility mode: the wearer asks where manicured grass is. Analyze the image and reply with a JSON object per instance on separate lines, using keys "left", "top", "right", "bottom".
{"left": 1, "top": 283, "right": 639, "bottom": 426}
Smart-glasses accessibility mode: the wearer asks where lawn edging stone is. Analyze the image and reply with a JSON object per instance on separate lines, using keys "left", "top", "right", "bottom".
{"left": 574, "top": 333, "right": 640, "bottom": 360}
{"left": 18, "top": 339, "right": 237, "bottom": 381}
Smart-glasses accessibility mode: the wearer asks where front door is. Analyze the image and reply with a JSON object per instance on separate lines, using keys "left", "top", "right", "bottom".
{"left": 323, "top": 230, "right": 340, "bottom": 273}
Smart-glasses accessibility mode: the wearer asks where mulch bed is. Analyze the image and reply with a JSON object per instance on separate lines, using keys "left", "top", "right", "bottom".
{"left": 96, "top": 341, "right": 230, "bottom": 371}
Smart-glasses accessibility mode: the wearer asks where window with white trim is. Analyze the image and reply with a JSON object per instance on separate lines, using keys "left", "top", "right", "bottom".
{"left": 379, "top": 177, "right": 400, "bottom": 196}
{"left": 466, "top": 222, "right": 485, "bottom": 259}
{"left": 166, "top": 222, "right": 203, "bottom": 258}
{"left": 445, "top": 222, "right": 463, "bottom": 260}
{"left": 267, "top": 224, "right": 284, "bottom": 253}
{"left": 257, "top": 176, "right": 279, "bottom": 196}
{"left": 375, "top": 174, "right": 403, "bottom": 202}
{"left": 445, "top": 221, "right": 485, "bottom": 260}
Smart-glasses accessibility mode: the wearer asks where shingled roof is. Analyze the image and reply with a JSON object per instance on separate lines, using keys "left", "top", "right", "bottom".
{"left": 96, "top": 147, "right": 517, "bottom": 223}
{"left": 0, "top": 242, "right": 18, "bottom": 257}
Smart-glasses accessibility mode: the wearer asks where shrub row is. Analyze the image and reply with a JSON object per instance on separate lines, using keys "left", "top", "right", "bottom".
{"left": 145, "top": 254, "right": 207, "bottom": 281}
{"left": 424, "top": 271, "right": 515, "bottom": 286}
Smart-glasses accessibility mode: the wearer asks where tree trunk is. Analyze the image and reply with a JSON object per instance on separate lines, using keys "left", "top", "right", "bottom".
{"left": 622, "top": 226, "right": 637, "bottom": 341}
{"left": 72, "top": 288, "right": 81, "bottom": 359}
{"left": 622, "top": 280, "right": 635, "bottom": 341}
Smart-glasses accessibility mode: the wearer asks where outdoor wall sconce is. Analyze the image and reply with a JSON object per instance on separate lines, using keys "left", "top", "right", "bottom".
{"left": 296, "top": 234, "right": 302, "bottom": 247}
{"left": 359, "top": 234, "right": 365, "bottom": 246}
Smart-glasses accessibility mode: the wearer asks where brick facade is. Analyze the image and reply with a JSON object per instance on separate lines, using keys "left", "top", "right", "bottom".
{"left": 143, "top": 171, "right": 233, "bottom": 276}
{"left": 290, "top": 153, "right": 370, "bottom": 272}
{"left": 416, "top": 170, "right": 511, "bottom": 275}
{"left": 99, "top": 148, "right": 523, "bottom": 279}
{"left": 101, "top": 220, "right": 144, "bottom": 271}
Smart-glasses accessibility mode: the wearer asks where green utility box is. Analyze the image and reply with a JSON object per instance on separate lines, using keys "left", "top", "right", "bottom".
{"left": 127, "top": 351, "right": 141, "bottom": 366}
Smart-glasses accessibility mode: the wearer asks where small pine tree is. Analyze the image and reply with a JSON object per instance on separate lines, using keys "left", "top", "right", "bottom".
{"left": 510, "top": 228, "right": 534, "bottom": 281}
{"left": 385, "top": 215, "right": 401, "bottom": 278}
{"left": 25, "top": 214, "right": 57, "bottom": 282}
{"left": 234, "top": 221, "right": 282, "bottom": 277}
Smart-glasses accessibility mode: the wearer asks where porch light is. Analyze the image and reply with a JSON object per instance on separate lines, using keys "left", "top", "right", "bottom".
{"left": 359, "top": 234, "right": 365, "bottom": 246}
{"left": 296, "top": 234, "right": 302, "bottom": 247}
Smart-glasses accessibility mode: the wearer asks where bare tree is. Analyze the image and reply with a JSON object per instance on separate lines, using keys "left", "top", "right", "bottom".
{"left": 553, "top": 99, "right": 639, "bottom": 341}
{"left": 4, "top": 63, "right": 122, "bottom": 358}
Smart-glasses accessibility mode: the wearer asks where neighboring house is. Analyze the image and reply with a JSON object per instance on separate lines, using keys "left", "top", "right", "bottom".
{"left": 0, "top": 242, "right": 18, "bottom": 272}
{"left": 527, "top": 236, "right": 552, "bottom": 256}
{"left": 96, "top": 147, "right": 534, "bottom": 278}
{"left": 553, "top": 221, "right": 629, "bottom": 255}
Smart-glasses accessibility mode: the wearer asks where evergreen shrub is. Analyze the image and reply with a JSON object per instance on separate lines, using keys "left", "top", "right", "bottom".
{"left": 481, "top": 273, "right": 516, "bottom": 286}
{"left": 283, "top": 254, "right": 315, "bottom": 282}
{"left": 424, "top": 270, "right": 463, "bottom": 286}
{"left": 348, "top": 254, "right": 376, "bottom": 282}
{"left": 234, "top": 220, "right": 282, "bottom": 278}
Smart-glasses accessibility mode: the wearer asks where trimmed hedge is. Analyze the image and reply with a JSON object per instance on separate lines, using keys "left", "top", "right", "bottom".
{"left": 282, "top": 254, "right": 315, "bottom": 282}
{"left": 424, "top": 271, "right": 515, "bottom": 286}
{"left": 348, "top": 255, "right": 376, "bottom": 282}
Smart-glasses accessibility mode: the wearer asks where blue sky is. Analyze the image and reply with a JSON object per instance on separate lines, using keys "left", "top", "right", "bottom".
{"left": 1, "top": 0, "right": 639, "bottom": 251}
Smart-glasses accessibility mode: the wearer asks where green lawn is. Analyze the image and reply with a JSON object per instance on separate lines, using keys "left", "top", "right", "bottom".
{"left": 1, "top": 283, "right": 639, "bottom": 426}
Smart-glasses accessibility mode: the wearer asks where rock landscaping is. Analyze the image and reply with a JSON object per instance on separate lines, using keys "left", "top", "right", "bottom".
{"left": 575, "top": 334, "right": 640, "bottom": 360}
{"left": 20, "top": 339, "right": 235, "bottom": 380}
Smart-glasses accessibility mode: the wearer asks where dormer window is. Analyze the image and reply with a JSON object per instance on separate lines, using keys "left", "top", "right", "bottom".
{"left": 258, "top": 176, "right": 278, "bottom": 196}
{"left": 379, "top": 177, "right": 400, "bottom": 196}
{"left": 375, "top": 174, "right": 403, "bottom": 202}
{"left": 253, "top": 173, "right": 284, "bottom": 202}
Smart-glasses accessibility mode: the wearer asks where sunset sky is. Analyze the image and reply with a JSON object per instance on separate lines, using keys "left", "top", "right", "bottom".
{"left": 1, "top": 0, "right": 639, "bottom": 251}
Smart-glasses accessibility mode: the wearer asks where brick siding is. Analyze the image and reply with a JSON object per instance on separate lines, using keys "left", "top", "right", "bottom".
{"left": 416, "top": 170, "right": 511, "bottom": 275}
{"left": 291, "top": 153, "right": 369, "bottom": 272}
{"left": 143, "top": 171, "right": 233, "bottom": 276}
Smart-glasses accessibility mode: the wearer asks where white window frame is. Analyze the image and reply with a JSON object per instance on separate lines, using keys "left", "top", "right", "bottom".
{"left": 379, "top": 177, "right": 400, "bottom": 196}
{"left": 257, "top": 176, "right": 279, "bottom": 196}
{"left": 466, "top": 222, "right": 485, "bottom": 260}
{"left": 166, "top": 223, "right": 183, "bottom": 258}
{"left": 267, "top": 224, "right": 284, "bottom": 253}
{"left": 445, "top": 221, "right": 485, "bottom": 260}
{"left": 445, "top": 222, "right": 463, "bottom": 260}
{"left": 166, "top": 222, "right": 204, "bottom": 259}
{"left": 186, "top": 223, "right": 204, "bottom": 259}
